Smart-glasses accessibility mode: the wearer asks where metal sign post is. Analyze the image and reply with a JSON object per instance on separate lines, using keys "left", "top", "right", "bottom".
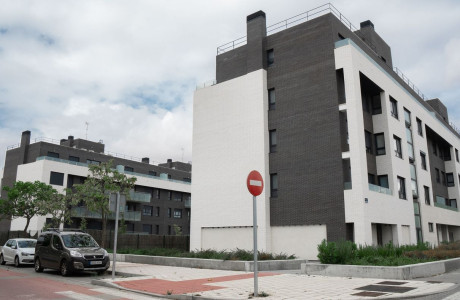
{"left": 246, "top": 170, "right": 264, "bottom": 297}
{"left": 252, "top": 194, "right": 258, "bottom": 297}
{"left": 112, "top": 192, "right": 120, "bottom": 280}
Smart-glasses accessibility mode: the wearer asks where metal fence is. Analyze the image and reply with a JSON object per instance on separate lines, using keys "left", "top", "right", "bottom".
{"left": 0, "top": 230, "right": 190, "bottom": 252}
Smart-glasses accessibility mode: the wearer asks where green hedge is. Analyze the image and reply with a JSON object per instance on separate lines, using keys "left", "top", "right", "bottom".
{"left": 317, "top": 240, "right": 440, "bottom": 266}
{"left": 108, "top": 247, "right": 296, "bottom": 261}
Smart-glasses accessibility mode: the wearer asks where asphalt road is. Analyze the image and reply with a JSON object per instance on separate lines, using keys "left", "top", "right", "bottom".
{"left": 411, "top": 267, "right": 460, "bottom": 300}
{"left": 0, "top": 262, "right": 166, "bottom": 299}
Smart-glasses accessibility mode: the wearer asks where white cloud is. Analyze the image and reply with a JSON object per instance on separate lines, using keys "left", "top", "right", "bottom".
{"left": 0, "top": 0, "right": 460, "bottom": 172}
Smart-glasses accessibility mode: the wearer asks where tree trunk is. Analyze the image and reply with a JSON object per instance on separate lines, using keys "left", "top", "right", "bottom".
{"left": 23, "top": 217, "right": 31, "bottom": 235}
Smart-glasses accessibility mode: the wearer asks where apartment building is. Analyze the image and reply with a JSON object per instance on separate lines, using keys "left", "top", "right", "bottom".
{"left": 0, "top": 131, "right": 191, "bottom": 235}
{"left": 191, "top": 4, "right": 460, "bottom": 259}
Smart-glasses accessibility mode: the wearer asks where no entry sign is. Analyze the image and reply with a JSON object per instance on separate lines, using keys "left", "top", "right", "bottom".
{"left": 247, "top": 170, "right": 264, "bottom": 196}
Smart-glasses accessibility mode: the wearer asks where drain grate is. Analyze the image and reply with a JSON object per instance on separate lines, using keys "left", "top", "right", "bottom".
{"left": 377, "top": 281, "right": 407, "bottom": 285}
{"left": 356, "top": 284, "right": 416, "bottom": 293}
{"left": 352, "top": 291, "right": 387, "bottom": 297}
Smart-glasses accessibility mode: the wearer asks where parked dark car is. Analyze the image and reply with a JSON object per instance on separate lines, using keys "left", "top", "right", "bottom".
{"left": 34, "top": 229, "right": 110, "bottom": 276}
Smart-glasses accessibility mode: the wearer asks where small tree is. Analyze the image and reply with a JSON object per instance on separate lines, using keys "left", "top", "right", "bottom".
{"left": 73, "top": 160, "right": 136, "bottom": 247}
{"left": 0, "top": 181, "right": 67, "bottom": 233}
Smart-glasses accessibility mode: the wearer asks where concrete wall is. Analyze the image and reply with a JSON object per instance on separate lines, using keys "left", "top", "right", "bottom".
{"left": 191, "top": 69, "right": 270, "bottom": 252}
{"left": 271, "top": 225, "right": 326, "bottom": 260}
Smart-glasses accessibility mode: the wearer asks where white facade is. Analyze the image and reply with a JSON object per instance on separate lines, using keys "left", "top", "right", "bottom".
{"left": 10, "top": 158, "right": 191, "bottom": 232}
{"left": 336, "top": 38, "right": 460, "bottom": 247}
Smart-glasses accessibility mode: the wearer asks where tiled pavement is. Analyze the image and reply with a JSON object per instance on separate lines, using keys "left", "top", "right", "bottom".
{"left": 94, "top": 262, "right": 457, "bottom": 299}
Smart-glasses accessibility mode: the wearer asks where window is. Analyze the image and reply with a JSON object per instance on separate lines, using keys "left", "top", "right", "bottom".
{"left": 410, "top": 164, "right": 418, "bottom": 198}
{"left": 167, "top": 174, "right": 172, "bottom": 179}
{"left": 142, "top": 205, "right": 153, "bottom": 216}
{"left": 269, "top": 130, "right": 277, "bottom": 153}
{"left": 174, "top": 192, "right": 182, "bottom": 202}
{"left": 155, "top": 207, "right": 160, "bottom": 217}
{"left": 149, "top": 171, "right": 157, "bottom": 176}
{"left": 173, "top": 209, "right": 182, "bottom": 218}
{"left": 424, "top": 186, "right": 431, "bottom": 205}
{"left": 450, "top": 199, "right": 458, "bottom": 208}
{"left": 47, "top": 151, "right": 59, "bottom": 158}
{"left": 397, "top": 176, "right": 406, "bottom": 199}
{"left": 375, "top": 133, "right": 385, "bottom": 155}
{"left": 142, "top": 224, "right": 152, "bottom": 234}
{"left": 267, "top": 49, "right": 274, "bottom": 66}
{"left": 270, "top": 173, "right": 278, "bottom": 198}
{"left": 69, "top": 156, "right": 79, "bottom": 162}
{"left": 87, "top": 159, "right": 101, "bottom": 165}
{"left": 416, "top": 118, "right": 423, "bottom": 136}
{"left": 156, "top": 189, "right": 160, "bottom": 199}
{"left": 378, "top": 175, "right": 389, "bottom": 188}
{"left": 49, "top": 171, "right": 64, "bottom": 186}
{"left": 167, "top": 191, "right": 172, "bottom": 200}
{"left": 441, "top": 171, "right": 446, "bottom": 186}
{"left": 428, "top": 223, "right": 433, "bottom": 232}
{"left": 167, "top": 208, "right": 171, "bottom": 218}
{"left": 393, "top": 135, "right": 402, "bottom": 158}
{"left": 404, "top": 108, "right": 411, "bottom": 127}
{"left": 368, "top": 173, "right": 375, "bottom": 184}
{"left": 390, "top": 97, "right": 398, "bottom": 119}
{"left": 432, "top": 140, "right": 437, "bottom": 156}
{"left": 124, "top": 166, "right": 133, "bottom": 172}
{"left": 268, "top": 88, "right": 275, "bottom": 110}
{"left": 435, "top": 168, "right": 440, "bottom": 183}
{"left": 365, "top": 131, "right": 372, "bottom": 153}
{"left": 446, "top": 173, "right": 455, "bottom": 187}
{"left": 183, "top": 177, "right": 191, "bottom": 183}
{"left": 420, "top": 152, "right": 427, "bottom": 170}
{"left": 456, "top": 149, "right": 459, "bottom": 162}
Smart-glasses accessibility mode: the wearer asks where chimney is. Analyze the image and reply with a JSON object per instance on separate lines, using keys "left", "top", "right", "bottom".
{"left": 68, "top": 135, "right": 74, "bottom": 147}
{"left": 360, "top": 20, "right": 374, "bottom": 30}
{"left": 142, "top": 157, "right": 150, "bottom": 164}
{"left": 60, "top": 139, "right": 67, "bottom": 145}
{"left": 246, "top": 10, "right": 267, "bottom": 72}
{"left": 20, "top": 130, "right": 31, "bottom": 148}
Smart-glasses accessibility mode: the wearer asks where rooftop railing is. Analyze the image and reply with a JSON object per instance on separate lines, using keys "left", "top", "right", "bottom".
{"left": 215, "top": 3, "right": 428, "bottom": 108}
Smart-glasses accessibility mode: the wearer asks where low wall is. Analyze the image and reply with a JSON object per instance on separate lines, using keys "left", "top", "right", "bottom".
{"left": 301, "top": 258, "right": 460, "bottom": 280}
{"left": 109, "top": 253, "right": 306, "bottom": 272}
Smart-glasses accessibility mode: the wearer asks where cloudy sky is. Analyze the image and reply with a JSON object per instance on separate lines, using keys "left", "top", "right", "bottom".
{"left": 0, "top": 0, "right": 459, "bottom": 171}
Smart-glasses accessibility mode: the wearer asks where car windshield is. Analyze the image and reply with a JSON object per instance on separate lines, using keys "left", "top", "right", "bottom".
{"left": 61, "top": 234, "right": 99, "bottom": 248}
{"left": 18, "top": 240, "right": 36, "bottom": 248}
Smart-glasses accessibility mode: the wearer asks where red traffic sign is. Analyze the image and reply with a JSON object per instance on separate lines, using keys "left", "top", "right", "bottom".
{"left": 247, "top": 170, "right": 264, "bottom": 196}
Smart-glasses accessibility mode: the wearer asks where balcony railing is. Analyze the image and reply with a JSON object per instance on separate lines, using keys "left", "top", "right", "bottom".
{"left": 129, "top": 190, "right": 151, "bottom": 203}
{"left": 344, "top": 182, "right": 352, "bottom": 190}
{"left": 434, "top": 202, "right": 458, "bottom": 212}
{"left": 369, "top": 183, "right": 392, "bottom": 195}
{"left": 71, "top": 207, "right": 141, "bottom": 221}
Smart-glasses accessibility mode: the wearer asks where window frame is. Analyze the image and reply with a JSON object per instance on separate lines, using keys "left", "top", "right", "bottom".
{"left": 270, "top": 173, "right": 278, "bottom": 198}
{"left": 269, "top": 129, "right": 277, "bottom": 153}
{"left": 420, "top": 152, "right": 427, "bottom": 170}
{"left": 424, "top": 186, "right": 430, "bottom": 205}
{"left": 416, "top": 118, "right": 423, "bottom": 136}
{"left": 49, "top": 171, "right": 64, "bottom": 186}
{"left": 268, "top": 88, "right": 276, "bottom": 110}
{"left": 267, "top": 49, "right": 274, "bottom": 66}
{"left": 390, "top": 97, "right": 398, "bottom": 119}
{"left": 393, "top": 135, "right": 402, "bottom": 158}
{"left": 397, "top": 176, "right": 406, "bottom": 200}
{"left": 374, "top": 133, "right": 385, "bottom": 155}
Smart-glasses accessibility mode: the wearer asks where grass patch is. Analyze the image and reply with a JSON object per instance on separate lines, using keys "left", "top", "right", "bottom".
{"left": 107, "top": 247, "right": 296, "bottom": 261}
{"left": 317, "top": 240, "right": 460, "bottom": 266}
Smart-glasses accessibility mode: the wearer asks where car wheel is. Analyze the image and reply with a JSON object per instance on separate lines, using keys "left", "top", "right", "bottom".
{"left": 60, "top": 260, "right": 70, "bottom": 276}
{"left": 0, "top": 254, "right": 5, "bottom": 265}
{"left": 14, "top": 256, "right": 21, "bottom": 267}
{"left": 34, "top": 258, "right": 44, "bottom": 272}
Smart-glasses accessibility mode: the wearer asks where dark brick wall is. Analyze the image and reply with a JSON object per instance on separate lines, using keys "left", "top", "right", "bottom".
{"left": 426, "top": 129, "right": 449, "bottom": 200}
{"left": 265, "top": 14, "right": 346, "bottom": 241}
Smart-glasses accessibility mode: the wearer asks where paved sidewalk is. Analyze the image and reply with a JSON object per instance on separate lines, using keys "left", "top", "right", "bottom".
{"left": 92, "top": 262, "right": 457, "bottom": 299}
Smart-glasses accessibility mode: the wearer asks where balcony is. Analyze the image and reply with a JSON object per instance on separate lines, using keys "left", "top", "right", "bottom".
{"left": 368, "top": 183, "right": 392, "bottom": 195}
{"left": 129, "top": 190, "right": 151, "bottom": 203}
{"left": 71, "top": 207, "right": 141, "bottom": 221}
{"left": 434, "top": 202, "right": 458, "bottom": 212}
